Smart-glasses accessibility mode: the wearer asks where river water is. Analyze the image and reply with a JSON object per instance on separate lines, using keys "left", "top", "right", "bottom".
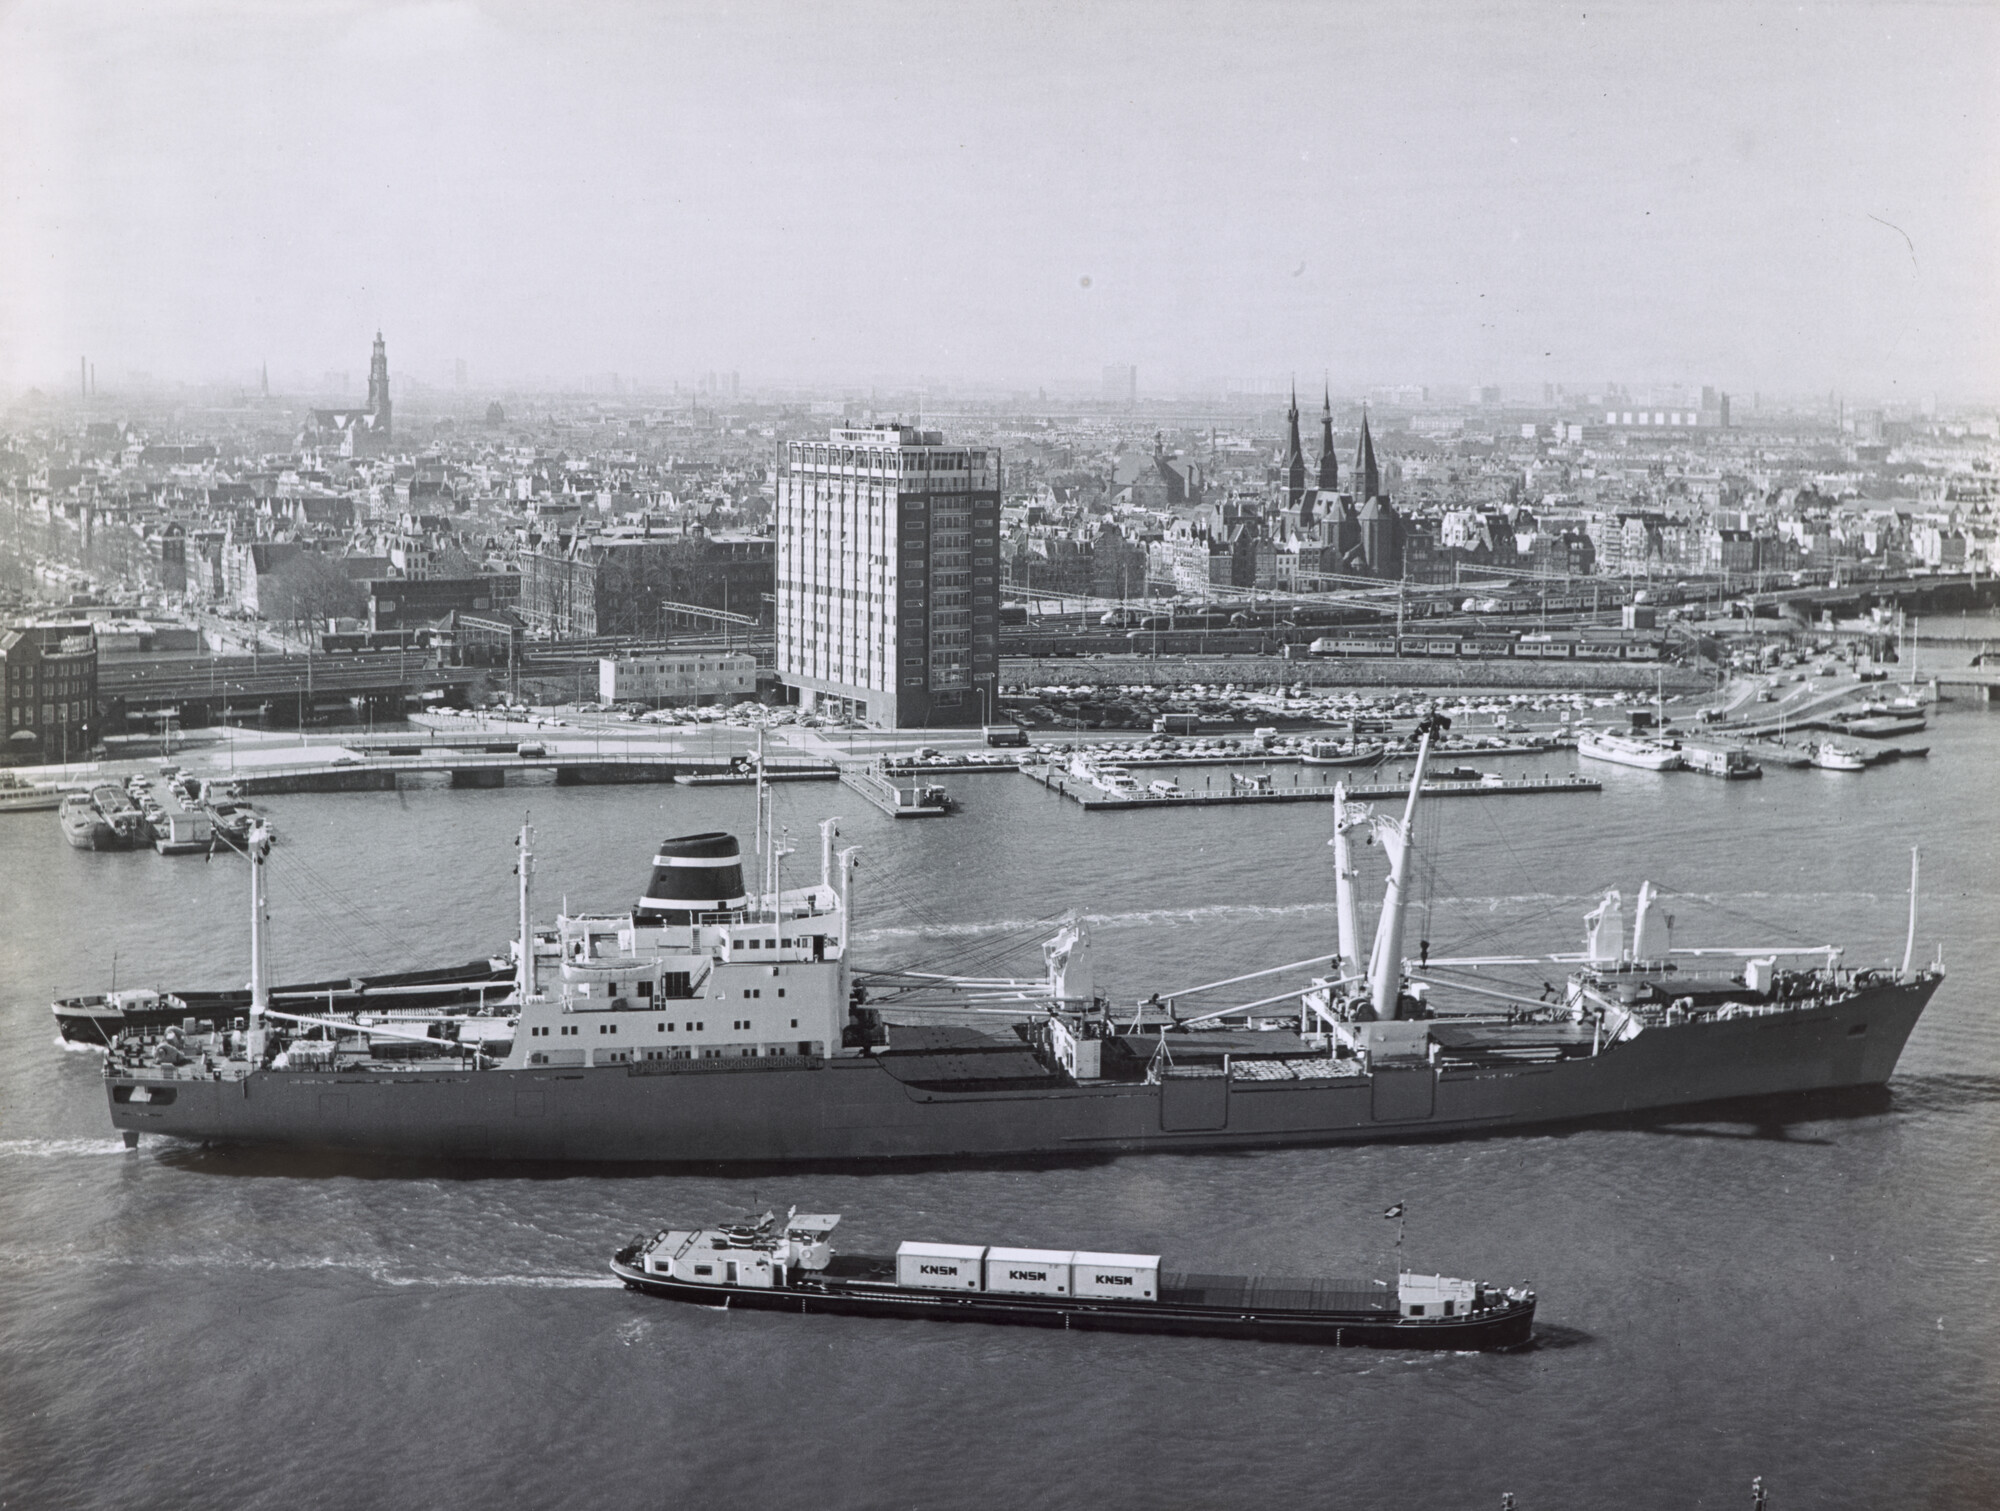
{"left": 3, "top": 696, "right": 1997, "bottom": 1510}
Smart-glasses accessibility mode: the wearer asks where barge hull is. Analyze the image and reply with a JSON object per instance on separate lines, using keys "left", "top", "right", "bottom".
{"left": 608, "top": 1261, "right": 1535, "bottom": 1349}
{"left": 107, "top": 975, "right": 1938, "bottom": 1163}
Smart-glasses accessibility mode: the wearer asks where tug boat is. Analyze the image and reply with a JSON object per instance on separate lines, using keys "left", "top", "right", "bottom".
{"left": 1811, "top": 741, "right": 1868, "bottom": 772}
{"left": 610, "top": 1209, "right": 1536, "bottom": 1350}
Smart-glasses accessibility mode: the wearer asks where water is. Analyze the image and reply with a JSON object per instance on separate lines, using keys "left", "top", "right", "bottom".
{"left": 4, "top": 708, "right": 1998, "bottom": 1510}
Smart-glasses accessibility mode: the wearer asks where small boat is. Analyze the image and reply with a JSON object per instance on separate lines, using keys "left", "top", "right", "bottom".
{"left": 1827, "top": 706, "right": 1927, "bottom": 739}
{"left": 611, "top": 1210, "right": 1537, "bottom": 1351}
{"left": 0, "top": 774, "right": 71, "bottom": 814}
{"left": 1067, "top": 753, "right": 1140, "bottom": 797}
{"left": 58, "top": 793, "right": 115, "bottom": 850}
{"left": 207, "top": 802, "right": 258, "bottom": 845}
{"left": 1811, "top": 741, "right": 1867, "bottom": 771}
{"left": 1575, "top": 728, "right": 1681, "bottom": 771}
{"left": 1147, "top": 778, "right": 1181, "bottom": 798}
{"left": 1300, "top": 740, "right": 1387, "bottom": 768}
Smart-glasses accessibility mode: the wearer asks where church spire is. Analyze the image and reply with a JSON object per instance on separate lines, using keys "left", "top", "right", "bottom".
{"left": 1316, "top": 384, "right": 1339, "bottom": 492}
{"left": 1281, "top": 381, "right": 1306, "bottom": 507}
{"left": 366, "top": 330, "right": 393, "bottom": 441}
{"left": 1354, "top": 405, "right": 1380, "bottom": 501}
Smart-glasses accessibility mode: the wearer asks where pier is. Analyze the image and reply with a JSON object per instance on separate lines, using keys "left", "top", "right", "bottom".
{"left": 224, "top": 752, "right": 836, "bottom": 795}
{"left": 1021, "top": 764, "right": 1599, "bottom": 811}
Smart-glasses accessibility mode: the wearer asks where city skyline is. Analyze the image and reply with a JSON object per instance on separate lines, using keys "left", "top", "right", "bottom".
{"left": 3, "top": 1, "right": 1996, "bottom": 400}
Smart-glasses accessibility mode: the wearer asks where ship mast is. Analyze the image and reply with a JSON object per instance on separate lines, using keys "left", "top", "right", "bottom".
{"left": 837, "top": 844, "right": 861, "bottom": 951}
{"left": 517, "top": 814, "right": 536, "bottom": 1003}
{"left": 1901, "top": 844, "right": 1921, "bottom": 978}
{"left": 752, "top": 728, "right": 766, "bottom": 909}
{"left": 1330, "top": 784, "right": 1368, "bottom": 981}
{"left": 1367, "top": 717, "right": 1441, "bottom": 1020}
{"left": 819, "top": 816, "right": 840, "bottom": 892}
{"left": 246, "top": 822, "right": 272, "bottom": 1062}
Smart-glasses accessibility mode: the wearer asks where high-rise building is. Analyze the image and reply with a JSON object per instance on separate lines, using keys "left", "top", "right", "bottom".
{"left": 1101, "top": 364, "right": 1136, "bottom": 405}
{"left": 777, "top": 425, "right": 1001, "bottom": 728}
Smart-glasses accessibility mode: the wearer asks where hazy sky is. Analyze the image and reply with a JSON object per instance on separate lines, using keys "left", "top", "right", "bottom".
{"left": 2, "top": 0, "right": 1995, "bottom": 398}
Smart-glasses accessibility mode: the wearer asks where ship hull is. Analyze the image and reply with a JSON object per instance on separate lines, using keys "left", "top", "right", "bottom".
{"left": 607, "top": 1258, "right": 1535, "bottom": 1349}
{"left": 105, "top": 975, "right": 1940, "bottom": 1164}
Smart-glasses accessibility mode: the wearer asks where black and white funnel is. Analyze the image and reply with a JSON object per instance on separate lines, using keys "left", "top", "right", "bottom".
{"left": 635, "top": 831, "right": 747, "bottom": 924}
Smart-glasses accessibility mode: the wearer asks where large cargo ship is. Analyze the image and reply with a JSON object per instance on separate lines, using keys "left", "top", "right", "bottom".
{"left": 90, "top": 723, "right": 1944, "bottom": 1163}
{"left": 610, "top": 1209, "right": 1536, "bottom": 1350}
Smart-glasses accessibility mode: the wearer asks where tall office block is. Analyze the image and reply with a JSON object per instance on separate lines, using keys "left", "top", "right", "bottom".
{"left": 777, "top": 425, "right": 1001, "bottom": 728}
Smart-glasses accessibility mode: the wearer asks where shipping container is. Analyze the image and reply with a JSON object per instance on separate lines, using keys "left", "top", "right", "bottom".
{"left": 983, "top": 1246, "right": 1073, "bottom": 1296}
{"left": 1069, "top": 1251, "right": 1161, "bottom": 1301}
{"left": 895, "top": 1241, "right": 986, "bottom": 1290}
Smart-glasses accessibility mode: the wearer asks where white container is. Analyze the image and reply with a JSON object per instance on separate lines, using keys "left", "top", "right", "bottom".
{"left": 896, "top": 1241, "right": 986, "bottom": 1290}
{"left": 984, "top": 1247, "right": 1073, "bottom": 1296}
{"left": 1070, "top": 1252, "right": 1160, "bottom": 1301}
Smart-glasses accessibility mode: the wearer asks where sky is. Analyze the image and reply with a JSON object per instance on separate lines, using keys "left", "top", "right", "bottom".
{"left": 1, "top": 0, "right": 1995, "bottom": 400}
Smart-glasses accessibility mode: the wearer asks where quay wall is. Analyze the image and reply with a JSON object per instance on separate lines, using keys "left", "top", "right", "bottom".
{"left": 1002, "top": 656, "right": 1713, "bottom": 694}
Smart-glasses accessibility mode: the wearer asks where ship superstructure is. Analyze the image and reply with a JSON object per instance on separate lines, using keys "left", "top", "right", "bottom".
{"left": 92, "top": 721, "right": 1944, "bottom": 1163}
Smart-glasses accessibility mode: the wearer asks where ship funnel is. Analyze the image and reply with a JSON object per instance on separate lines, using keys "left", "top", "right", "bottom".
{"left": 635, "top": 831, "right": 747, "bottom": 924}
{"left": 1584, "top": 890, "right": 1624, "bottom": 964}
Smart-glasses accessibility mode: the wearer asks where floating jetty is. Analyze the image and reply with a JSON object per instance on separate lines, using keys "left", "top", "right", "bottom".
{"left": 840, "top": 763, "right": 953, "bottom": 817}
{"left": 1023, "top": 764, "right": 1598, "bottom": 810}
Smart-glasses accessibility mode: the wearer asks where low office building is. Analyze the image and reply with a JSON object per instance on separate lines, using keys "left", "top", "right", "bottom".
{"left": 599, "top": 650, "right": 757, "bottom": 706}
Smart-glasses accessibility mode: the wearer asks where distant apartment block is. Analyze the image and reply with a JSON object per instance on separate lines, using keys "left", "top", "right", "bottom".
{"left": 1603, "top": 390, "right": 1730, "bottom": 429}
{"left": 599, "top": 650, "right": 756, "bottom": 706}
{"left": 1101, "top": 364, "right": 1137, "bottom": 405}
{"left": 776, "top": 425, "right": 1000, "bottom": 729}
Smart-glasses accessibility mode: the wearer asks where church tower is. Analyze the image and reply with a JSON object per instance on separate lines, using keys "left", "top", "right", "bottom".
{"left": 1316, "top": 387, "right": 1339, "bottom": 492}
{"left": 366, "top": 330, "right": 393, "bottom": 441}
{"left": 1353, "top": 405, "right": 1380, "bottom": 502}
{"left": 1280, "top": 383, "right": 1306, "bottom": 508}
